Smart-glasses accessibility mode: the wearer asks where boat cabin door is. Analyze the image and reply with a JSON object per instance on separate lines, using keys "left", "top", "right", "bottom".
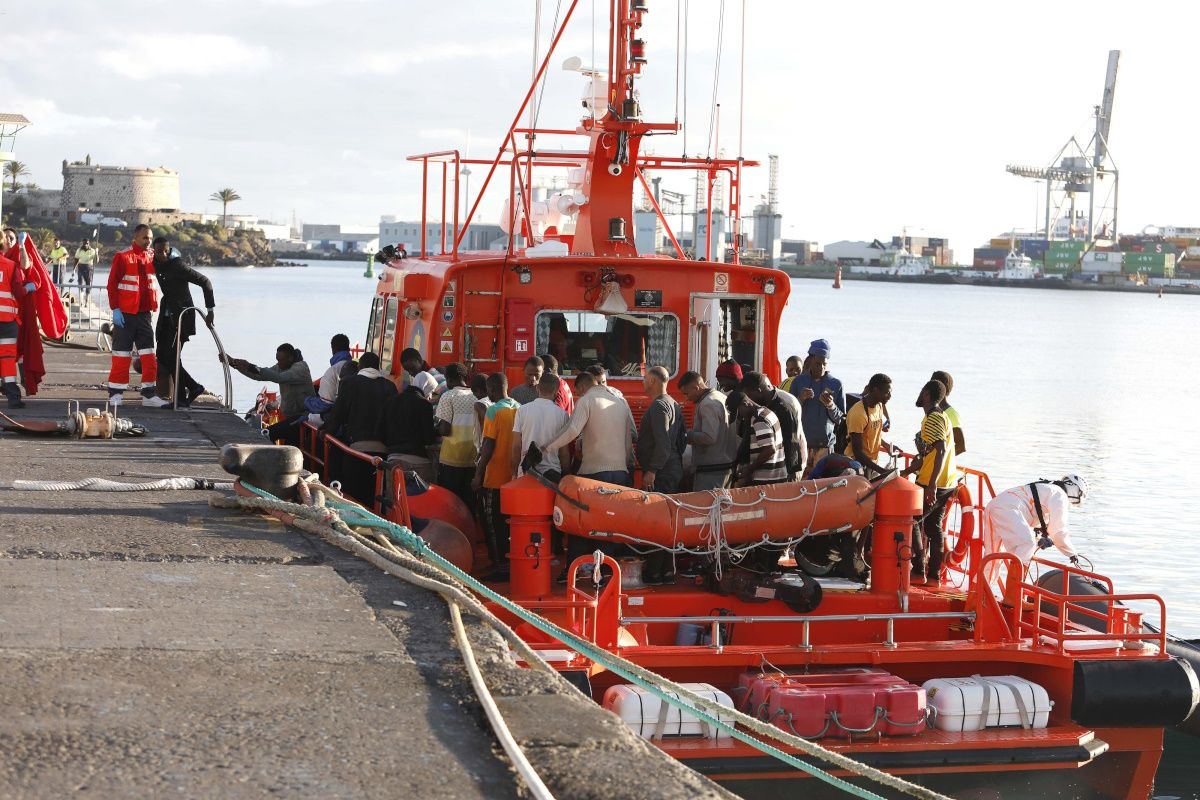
{"left": 690, "top": 294, "right": 762, "bottom": 383}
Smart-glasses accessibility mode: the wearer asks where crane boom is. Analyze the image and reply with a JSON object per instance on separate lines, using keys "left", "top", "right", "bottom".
{"left": 1094, "top": 50, "right": 1120, "bottom": 168}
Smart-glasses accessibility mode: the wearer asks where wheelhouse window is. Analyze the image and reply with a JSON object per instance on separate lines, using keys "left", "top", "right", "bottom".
{"left": 365, "top": 297, "right": 384, "bottom": 359}
{"left": 379, "top": 296, "right": 399, "bottom": 373}
{"left": 535, "top": 310, "right": 679, "bottom": 379}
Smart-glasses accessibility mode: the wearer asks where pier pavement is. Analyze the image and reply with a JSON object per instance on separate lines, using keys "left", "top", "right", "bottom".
{"left": 0, "top": 343, "right": 730, "bottom": 799}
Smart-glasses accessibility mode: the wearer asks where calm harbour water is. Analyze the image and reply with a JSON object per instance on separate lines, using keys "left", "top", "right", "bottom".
{"left": 88, "top": 259, "right": 1199, "bottom": 796}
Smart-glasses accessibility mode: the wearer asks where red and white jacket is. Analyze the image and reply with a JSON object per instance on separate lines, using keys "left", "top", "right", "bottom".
{"left": 107, "top": 244, "right": 158, "bottom": 314}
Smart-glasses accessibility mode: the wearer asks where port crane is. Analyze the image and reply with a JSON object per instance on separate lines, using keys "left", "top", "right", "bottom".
{"left": 1006, "top": 50, "right": 1120, "bottom": 244}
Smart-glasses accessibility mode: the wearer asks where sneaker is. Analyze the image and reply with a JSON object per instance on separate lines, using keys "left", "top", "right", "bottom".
{"left": 142, "top": 395, "right": 172, "bottom": 408}
{"left": 108, "top": 394, "right": 124, "bottom": 407}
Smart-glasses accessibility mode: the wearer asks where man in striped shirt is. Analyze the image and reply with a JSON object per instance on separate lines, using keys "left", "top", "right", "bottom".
{"left": 902, "top": 379, "right": 958, "bottom": 585}
{"left": 726, "top": 391, "right": 787, "bottom": 487}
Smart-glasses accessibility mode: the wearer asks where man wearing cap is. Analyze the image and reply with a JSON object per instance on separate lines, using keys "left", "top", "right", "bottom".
{"left": 789, "top": 339, "right": 845, "bottom": 477}
{"left": 715, "top": 360, "right": 743, "bottom": 393}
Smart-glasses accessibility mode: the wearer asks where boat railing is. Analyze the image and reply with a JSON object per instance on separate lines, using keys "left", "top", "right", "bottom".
{"left": 888, "top": 450, "right": 997, "bottom": 590}
{"left": 298, "top": 421, "right": 325, "bottom": 478}
{"left": 620, "top": 612, "right": 976, "bottom": 653}
{"left": 977, "top": 553, "right": 1168, "bottom": 655}
{"left": 319, "top": 434, "right": 386, "bottom": 513}
{"left": 562, "top": 554, "right": 618, "bottom": 649}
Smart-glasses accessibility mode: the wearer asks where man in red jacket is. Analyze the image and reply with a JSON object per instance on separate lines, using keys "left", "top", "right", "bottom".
{"left": 107, "top": 224, "right": 169, "bottom": 407}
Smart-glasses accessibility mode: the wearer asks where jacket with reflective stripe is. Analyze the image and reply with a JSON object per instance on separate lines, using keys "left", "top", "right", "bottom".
{"left": 0, "top": 254, "right": 23, "bottom": 322}
{"left": 107, "top": 245, "right": 158, "bottom": 314}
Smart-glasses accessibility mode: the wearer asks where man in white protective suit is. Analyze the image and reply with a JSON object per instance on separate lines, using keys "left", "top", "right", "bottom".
{"left": 983, "top": 474, "right": 1089, "bottom": 567}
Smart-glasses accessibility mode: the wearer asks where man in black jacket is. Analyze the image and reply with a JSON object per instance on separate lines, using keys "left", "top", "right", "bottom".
{"left": 152, "top": 237, "right": 216, "bottom": 406}
{"left": 320, "top": 352, "right": 397, "bottom": 450}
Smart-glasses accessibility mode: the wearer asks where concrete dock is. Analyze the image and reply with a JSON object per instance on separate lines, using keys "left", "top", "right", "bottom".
{"left": 0, "top": 343, "right": 731, "bottom": 799}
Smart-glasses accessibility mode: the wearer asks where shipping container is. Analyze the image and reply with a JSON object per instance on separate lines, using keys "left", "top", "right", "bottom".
{"left": 973, "top": 257, "right": 1003, "bottom": 269}
{"left": 990, "top": 238, "right": 1015, "bottom": 248}
{"left": 973, "top": 247, "right": 1008, "bottom": 260}
{"left": 1083, "top": 251, "right": 1124, "bottom": 264}
{"left": 1019, "top": 239, "right": 1050, "bottom": 258}
{"left": 1047, "top": 240, "right": 1086, "bottom": 255}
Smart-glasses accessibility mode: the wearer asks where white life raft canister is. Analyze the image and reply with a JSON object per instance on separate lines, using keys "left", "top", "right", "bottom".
{"left": 922, "top": 675, "right": 1052, "bottom": 732}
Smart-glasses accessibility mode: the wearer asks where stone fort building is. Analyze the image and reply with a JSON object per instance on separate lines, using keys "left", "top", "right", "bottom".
{"left": 60, "top": 155, "right": 181, "bottom": 220}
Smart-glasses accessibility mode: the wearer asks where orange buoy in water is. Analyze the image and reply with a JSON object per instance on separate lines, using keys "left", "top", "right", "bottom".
{"left": 833, "top": 267, "right": 842, "bottom": 289}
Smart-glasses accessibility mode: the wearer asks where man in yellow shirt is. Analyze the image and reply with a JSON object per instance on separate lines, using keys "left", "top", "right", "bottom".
{"left": 779, "top": 354, "right": 802, "bottom": 393}
{"left": 843, "top": 373, "right": 893, "bottom": 478}
{"left": 902, "top": 379, "right": 957, "bottom": 585}
{"left": 72, "top": 239, "right": 100, "bottom": 302}
{"left": 47, "top": 239, "right": 69, "bottom": 286}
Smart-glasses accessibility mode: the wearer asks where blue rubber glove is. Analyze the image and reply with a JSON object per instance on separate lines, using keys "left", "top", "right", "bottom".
{"left": 17, "top": 232, "right": 27, "bottom": 247}
{"left": 112, "top": 308, "right": 125, "bottom": 328}
{"left": 23, "top": 282, "right": 35, "bottom": 293}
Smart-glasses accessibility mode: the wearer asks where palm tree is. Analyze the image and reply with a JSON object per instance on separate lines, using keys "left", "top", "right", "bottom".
{"left": 5, "top": 161, "right": 29, "bottom": 192}
{"left": 209, "top": 188, "right": 242, "bottom": 227}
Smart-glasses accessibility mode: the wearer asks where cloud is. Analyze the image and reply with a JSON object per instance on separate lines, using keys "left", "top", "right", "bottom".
{"left": 5, "top": 97, "right": 157, "bottom": 138}
{"left": 342, "top": 41, "right": 530, "bottom": 75}
{"left": 97, "top": 35, "right": 269, "bottom": 80}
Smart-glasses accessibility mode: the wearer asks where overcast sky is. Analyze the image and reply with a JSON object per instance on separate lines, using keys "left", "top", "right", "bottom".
{"left": 3, "top": 0, "right": 1197, "bottom": 253}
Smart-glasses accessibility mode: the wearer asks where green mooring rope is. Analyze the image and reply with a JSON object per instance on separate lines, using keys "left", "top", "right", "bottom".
{"left": 242, "top": 482, "right": 949, "bottom": 800}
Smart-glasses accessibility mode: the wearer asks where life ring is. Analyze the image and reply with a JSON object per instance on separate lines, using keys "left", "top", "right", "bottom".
{"left": 944, "top": 483, "right": 975, "bottom": 566}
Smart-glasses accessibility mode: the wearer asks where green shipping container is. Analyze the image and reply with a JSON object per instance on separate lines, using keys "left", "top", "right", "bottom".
{"left": 1123, "top": 253, "right": 1175, "bottom": 277}
{"left": 1048, "top": 240, "right": 1086, "bottom": 255}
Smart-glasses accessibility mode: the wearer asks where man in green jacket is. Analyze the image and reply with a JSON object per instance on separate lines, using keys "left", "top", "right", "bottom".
{"left": 222, "top": 342, "right": 314, "bottom": 445}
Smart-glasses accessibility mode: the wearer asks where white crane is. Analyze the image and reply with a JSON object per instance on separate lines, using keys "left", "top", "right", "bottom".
{"left": 1005, "top": 50, "right": 1120, "bottom": 245}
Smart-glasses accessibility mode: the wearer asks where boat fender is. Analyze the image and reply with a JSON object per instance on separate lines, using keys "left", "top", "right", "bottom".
{"left": 1071, "top": 657, "right": 1199, "bottom": 728}
{"left": 1034, "top": 569, "right": 1109, "bottom": 629}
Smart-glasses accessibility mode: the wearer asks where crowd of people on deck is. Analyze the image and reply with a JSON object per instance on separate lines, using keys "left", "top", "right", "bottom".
{"left": 236, "top": 330, "right": 987, "bottom": 588}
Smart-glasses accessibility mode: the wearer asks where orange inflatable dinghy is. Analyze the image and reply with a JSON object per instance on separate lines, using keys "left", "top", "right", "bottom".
{"left": 552, "top": 475, "right": 876, "bottom": 548}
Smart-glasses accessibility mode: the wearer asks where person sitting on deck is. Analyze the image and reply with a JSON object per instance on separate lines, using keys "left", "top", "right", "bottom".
{"left": 305, "top": 333, "right": 353, "bottom": 422}
{"left": 320, "top": 352, "right": 396, "bottom": 452}
{"left": 223, "top": 343, "right": 315, "bottom": 446}
{"left": 377, "top": 369, "right": 437, "bottom": 458}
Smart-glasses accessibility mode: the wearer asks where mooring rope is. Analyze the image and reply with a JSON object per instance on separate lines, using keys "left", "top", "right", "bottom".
{"left": 217, "top": 482, "right": 953, "bottom": 800}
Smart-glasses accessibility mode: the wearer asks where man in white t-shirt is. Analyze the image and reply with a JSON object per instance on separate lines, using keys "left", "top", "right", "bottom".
{"left": 512, "top": 372, "right": 572, "bottom": 479}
